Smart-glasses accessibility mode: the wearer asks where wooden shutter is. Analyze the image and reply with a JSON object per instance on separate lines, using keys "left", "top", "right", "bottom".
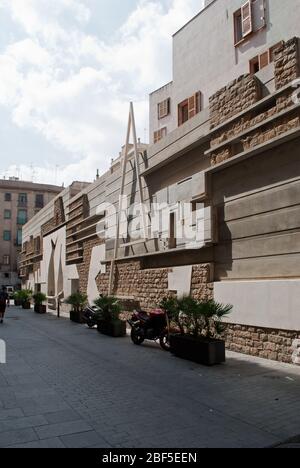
{"left": 241, "top": 1, "right": 253, "bottom": 37}
{"left": 259, "top": 51, "right": 269, "bottom": 69}
{"left": 195, "top": 91, "right": 202, "bottom": 114}
{"left": 154, "top": 128, "right": 167, "bottom": 144}
{"left": 178, "top": 103, "right": 183, "bottom": 126}
{"left": 188, "top": 95, "right": 196, "bottom": 119}
{"left": 158, "top": 98, "right": 170, "bottom": 119}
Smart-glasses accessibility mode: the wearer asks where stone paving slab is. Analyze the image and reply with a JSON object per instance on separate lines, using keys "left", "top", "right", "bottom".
{"left": 0, "top": 307, "right": 300, "bottom": 448}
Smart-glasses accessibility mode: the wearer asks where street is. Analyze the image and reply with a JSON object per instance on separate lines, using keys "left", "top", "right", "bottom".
{"left": 0, "top": 307, "right": 300, "bottom": 448}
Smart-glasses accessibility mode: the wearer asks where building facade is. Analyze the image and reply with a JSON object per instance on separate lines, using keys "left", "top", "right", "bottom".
{"left": 0, "top": 178, "right": 63, "bottom": 289}
{"left": 22, "top": 0, "right": 300, "bottom": 364}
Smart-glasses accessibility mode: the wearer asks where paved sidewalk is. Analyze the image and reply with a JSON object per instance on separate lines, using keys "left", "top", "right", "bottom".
{"left": 0, "top": 307, "right": 300, "bottom": 448}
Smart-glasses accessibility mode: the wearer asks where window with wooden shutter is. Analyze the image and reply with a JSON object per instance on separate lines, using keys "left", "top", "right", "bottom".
{"left": 241, "top": 1, "right": 253, "bottom": 37}
{"left": 188, "top": 95, "right": 196, "bottom": 119}
{"left": 153, "top": 127, "right": 167, "bottom": 144}
{"left": 158, "top": 98, "right": 170, "bottom": 120}
{"left": 178, "top": 100, "right": 189, "bottom": 126}
{"left": 259, "top": 51, "right": 269, "bottom": 69}
{"left": 178, "top": 93, "right": 201, "bottom": 127}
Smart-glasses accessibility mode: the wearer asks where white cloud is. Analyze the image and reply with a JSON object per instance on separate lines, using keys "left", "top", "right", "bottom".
{"left": 0, "top": 0, "right": 203, "bottom": 186}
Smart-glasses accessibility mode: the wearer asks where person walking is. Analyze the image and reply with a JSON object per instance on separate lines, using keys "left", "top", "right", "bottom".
{"left": 0, "top": 287, "right": 10, "bottom": 324}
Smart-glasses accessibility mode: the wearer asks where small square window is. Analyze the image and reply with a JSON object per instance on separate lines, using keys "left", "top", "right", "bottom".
{"left": 5, "top": 193, "right": 11, "bottom": 202}
{"left": 3, "top": 255, "right": 10, "bottom": 266}
{"left": 4, "top": 210, "right": 11, "bottom": 220}
{"left": 18, "top": 193, "right": 28, "bottom": 206}
{"left": 35, "top": 194, "right": 44, "bottom": 208}
{"left": 3, "top": 231, "right": 11, "bottom": 242}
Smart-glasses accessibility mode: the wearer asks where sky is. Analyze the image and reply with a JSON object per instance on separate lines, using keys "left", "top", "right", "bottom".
{"left": 0, "top": 0, "right": 204, "bottom": 186}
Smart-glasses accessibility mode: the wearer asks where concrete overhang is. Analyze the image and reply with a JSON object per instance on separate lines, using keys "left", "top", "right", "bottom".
{"left": 205, "top": 126, "right": 300, "bottom": 175}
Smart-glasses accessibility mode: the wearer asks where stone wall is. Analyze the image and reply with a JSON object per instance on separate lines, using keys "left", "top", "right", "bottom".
{"left": 209, "top": 74, "right": 261, "bottom": 129}
{"left": 41, "top": 197, "right": 65, "bottom": 237}
{"left": 224, "top": 324, "right": 300, "bottom": 365}
{"left": 275, "top": 37, "right": 300, "bottom": 90}
{"left": 95, "top": 261, "right": 213, "bottom": 311}
{"left": 209, "top": 37, "right": 300, "bottom": 167}
{"left": 77, "top": 238, "right": 104, "bottom": 295}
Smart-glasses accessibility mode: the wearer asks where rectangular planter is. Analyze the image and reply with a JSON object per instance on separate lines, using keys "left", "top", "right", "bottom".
{"left": 97, "top": 320, "right": 127, "bottom": 338}
{"left": 34, "top": 305, "right": 47, "bottom": 314}
{"left": 70, "top": 310, "right": 84, "bottom": 324}
{"left": 22, "top": 302, "right": 31, "bottom": 310}
{"left": 170, "top": 334, "right": 226, "bottom": 366}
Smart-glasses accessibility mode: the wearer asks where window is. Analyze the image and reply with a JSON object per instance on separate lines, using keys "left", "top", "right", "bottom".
{"left": 153, "top": 127, "right": 167, "bottom": 144}
{"left": 3, "top": 231, "right": 11, "bottom": 241}
{"left": 234, "top": 0, "right": 266, "bottom": 46}
{"left": 3, "top": 255, "right": 10, "bottom": 266}
{"left": 35, "top": 194, "right": 44, "bottom": 208}
{"left": 4, "top": 210, "right": 11, "bottom": 220}
{"left": 18, "top": 193, "right": 27, "bottom": 206}
{"left": 17, "top": 209, "right": 28, "bottom": 225}
{"left": 178, "top": 100, "right": 189, "bottom": 126}
{"left": 5, "top": 193, "right": 11, "bottom": 202}
{"left": 250, "top": 56, "right": 260, "bottom": 74}
{"left": 178, "top": 92, "right": 201, "bottom": 127}
{"left": 16, "top": 229, "right": 22, "bottom": 246}
{"left": 234, "top": 8, "right": 243, "bottom": 44}
{"left": 169, "top": 212, "right": 177, "bottom": 249}
{"left": 158, "top": 98, "right": 171, "bottom": 119}
{"left": 249, "top": 41, "right": 283, "bottom": 74}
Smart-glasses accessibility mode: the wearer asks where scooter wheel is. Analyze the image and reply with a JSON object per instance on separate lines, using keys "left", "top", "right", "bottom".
{"left": 131, "top": 328, "right": 145, "bottom": 346}
{"left": 87, "top": 320, "right": 95, "bottom": 329}
{"left": 160, "top": 332, "right": 171, "bottom": 351}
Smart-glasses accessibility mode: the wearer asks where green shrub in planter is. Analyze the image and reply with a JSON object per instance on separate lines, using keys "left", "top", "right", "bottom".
{"left": 94, "top": 295, "right": 126, "bottom": 338}
{"left": 17, "top": 289, "right": 32, "bottom": 310}
{"left": 13, "top": 291, "right": 22, "bottom": 307}
{"left": 66, "top": 292, "right": 88, "bottom": 323}
{"left": 166, "top": 296, "right": 232, "bottom": 366}
{"left": 33, "top": 292, "right": 47, "bottom": 314}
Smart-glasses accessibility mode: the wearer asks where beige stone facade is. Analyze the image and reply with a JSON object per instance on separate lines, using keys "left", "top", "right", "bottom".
{"left": 0, "top": 178, "right": 62, "bottom": 289}
{"left": 21, "top": 3, "right": 300, "bottom": 365}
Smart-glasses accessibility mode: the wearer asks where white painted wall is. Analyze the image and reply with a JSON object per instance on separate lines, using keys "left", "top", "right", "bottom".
{"left": 214, "top": 280, "right": 300, "bottom": 331}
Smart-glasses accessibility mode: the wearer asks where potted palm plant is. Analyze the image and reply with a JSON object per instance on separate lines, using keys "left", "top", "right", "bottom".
{"left": 33, "top": 292, "right": 47, "bottom": 314}
{"left": 13, "top": 291, "right": 22, "bottom": 307}
{"left": 18, "top": 289, "right": 33, "bottom": 310}
{"left": 66, "top": 292, "right": 88, "bottom": 323}
{"left": 95, "top": 295, "right": 126, "bottom": 338}
{"left": 169, "top": 297, "right": 232, "bottom": 366}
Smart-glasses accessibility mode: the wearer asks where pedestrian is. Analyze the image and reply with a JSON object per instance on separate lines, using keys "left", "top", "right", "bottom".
{"left": 0, "top": 286, "right": 10, "bottom": 324}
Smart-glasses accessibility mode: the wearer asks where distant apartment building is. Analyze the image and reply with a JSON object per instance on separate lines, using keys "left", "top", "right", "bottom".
{"left": 22, "top": 0, "right": 300, "bottom": 364}
{"left": 0, "top": 178, "right": 63, "bottom": 289}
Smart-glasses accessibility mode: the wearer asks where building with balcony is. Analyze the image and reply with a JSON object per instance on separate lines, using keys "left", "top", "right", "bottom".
{"left": 21, "top": 0, "right": 300, "bottom": 364}
{"left": 0, "top": 178, "right": 63, "bottom": 289}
